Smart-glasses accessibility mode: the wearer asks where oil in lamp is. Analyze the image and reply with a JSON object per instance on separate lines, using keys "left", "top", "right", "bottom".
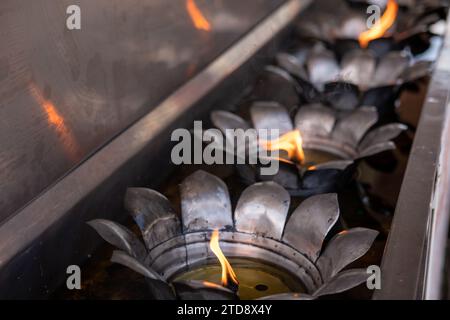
{"left": 172, "top": 229, "right": 304, "bottom": 299}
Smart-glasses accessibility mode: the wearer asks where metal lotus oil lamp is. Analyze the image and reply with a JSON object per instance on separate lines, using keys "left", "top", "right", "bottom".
{"left": 296, "top": 0, "right": 446, "bottom": 55}
{"left": 88, "top": 170, "right": 378, "bottom": 300}
{"left": 211, "top": 102, "right": 405, "bottom": 196}
{"left": 273, "top": 0, "right": 444, "bottom": 117}
{"left": 275, "top": 46, "right": 432, "bottom": 115}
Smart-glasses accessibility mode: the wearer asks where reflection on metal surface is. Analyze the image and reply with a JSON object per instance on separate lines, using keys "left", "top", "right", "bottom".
{"left": 186, "top": 0, "right": 211, "bottom": 31}
{"left": 28, "top": 83, "right": 80, "bottom": 161}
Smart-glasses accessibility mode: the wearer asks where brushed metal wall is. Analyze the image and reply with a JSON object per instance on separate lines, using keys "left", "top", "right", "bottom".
{"left": 0, "top": 0, "right": 283, "bottom": 222}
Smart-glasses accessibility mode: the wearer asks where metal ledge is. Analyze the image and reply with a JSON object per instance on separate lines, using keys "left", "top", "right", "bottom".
{"left": 0, "top": 0, "right": 311, "bottom": 299}
{"left": 374, "top": 13, "right": 450, "bottom": 300}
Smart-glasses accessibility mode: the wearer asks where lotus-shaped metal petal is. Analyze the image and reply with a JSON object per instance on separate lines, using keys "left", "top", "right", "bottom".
{"left": 88, "top": 170, "right": 378, "bottom": 300}
{"left": 276, "top": 47, "right": 432, "bottom": 111}
{"left": 250, "top": 65, "right": 303, "bottom": 112}
{"left": 211, "top": 103, "right": 406, "bottom": 196}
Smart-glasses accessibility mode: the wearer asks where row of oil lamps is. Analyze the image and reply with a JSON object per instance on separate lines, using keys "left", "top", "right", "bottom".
{"left": 87, "top": 0, "right": 448, "bottom": 300}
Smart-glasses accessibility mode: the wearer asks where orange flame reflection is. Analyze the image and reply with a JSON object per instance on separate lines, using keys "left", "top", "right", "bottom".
{"left": 359, "top": 0, "right": 398, "bottom": 48}
{"left": 262, "top": 130, "right": 305, "bottom": 164}
{"left": 186, "top": 0, "right": 211, "bottom": 31}
{"left": 209, "top": 229, "right": 239, "bottom": 288}
{"left": 28, "top": 83, "right": 80, "bottom": 161}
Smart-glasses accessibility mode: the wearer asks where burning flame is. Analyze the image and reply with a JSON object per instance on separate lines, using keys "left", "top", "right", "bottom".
{"left": 186, "top": 0, "right": 211, "bottom": 31}
{"left": 358, "top": 0, "right": 398, "bottom": 48}
{"left": 209, "top": 229, "right": 239, "bottom": 289}
{"left": 262, "top": 130, "right": 305, "bottom": 164}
